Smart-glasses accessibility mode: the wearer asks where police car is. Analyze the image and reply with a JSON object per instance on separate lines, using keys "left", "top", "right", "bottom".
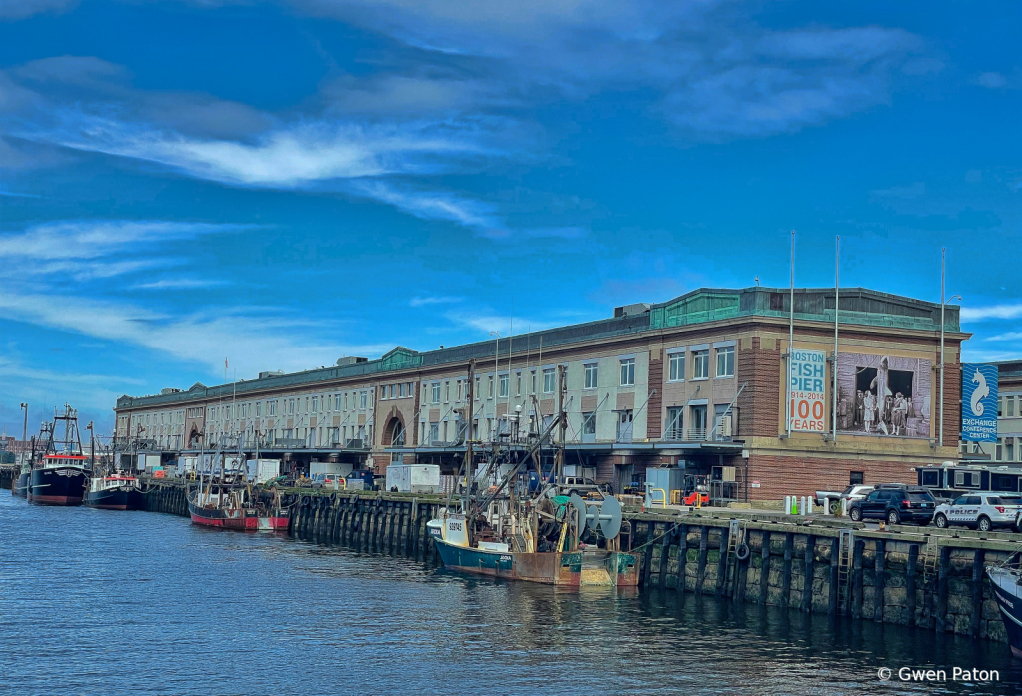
{"left": 932, "top": 494, "right": 1022, "bottom": 532}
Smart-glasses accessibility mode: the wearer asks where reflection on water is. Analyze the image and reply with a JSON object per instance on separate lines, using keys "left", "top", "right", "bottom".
{"left": 1, "top": 489, "right": 1020, "bottom": 695}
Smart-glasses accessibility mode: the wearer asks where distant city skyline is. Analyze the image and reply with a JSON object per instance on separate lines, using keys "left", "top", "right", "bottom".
{"left": 0, "top": 1, "right": 1020, "bottom": 433}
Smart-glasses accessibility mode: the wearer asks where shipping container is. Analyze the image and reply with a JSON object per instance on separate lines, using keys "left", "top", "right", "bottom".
{"left": 386, "top": 464, "right": 441, "bottom": 494}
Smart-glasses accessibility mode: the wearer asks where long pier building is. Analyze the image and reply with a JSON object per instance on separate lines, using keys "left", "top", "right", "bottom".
{"left": 113, "top": 286, "right": 966, "bottom": 500}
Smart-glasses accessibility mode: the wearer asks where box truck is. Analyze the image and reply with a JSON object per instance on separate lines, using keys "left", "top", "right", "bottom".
{"left": 386, "top": 464, "right": 441, "bottom": 494}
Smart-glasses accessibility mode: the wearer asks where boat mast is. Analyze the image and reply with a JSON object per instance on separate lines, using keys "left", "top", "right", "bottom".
{"left": 464, "top": 359, "right": 475, "bottom": 512}
{"left": 555, "top": 364, "right": 566, "bottom": 486}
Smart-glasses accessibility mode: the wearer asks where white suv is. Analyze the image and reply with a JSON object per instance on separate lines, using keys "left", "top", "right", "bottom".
{"left": 933, "top": 494, "right": 1022, "bottom": 532}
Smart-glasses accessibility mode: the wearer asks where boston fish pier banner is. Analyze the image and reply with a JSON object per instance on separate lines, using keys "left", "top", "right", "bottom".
{"left": 789, "top": 349, "right": 827, "bottom": 432}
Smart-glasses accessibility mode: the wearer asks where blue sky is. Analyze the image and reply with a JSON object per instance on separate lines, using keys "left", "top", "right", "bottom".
{"left": 0, "top": 0, "right": 1020, "bottom": 435}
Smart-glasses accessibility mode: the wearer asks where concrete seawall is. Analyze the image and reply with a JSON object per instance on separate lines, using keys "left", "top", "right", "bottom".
{"left": 34, "top": 477, "right": 1020, "bottom": 646}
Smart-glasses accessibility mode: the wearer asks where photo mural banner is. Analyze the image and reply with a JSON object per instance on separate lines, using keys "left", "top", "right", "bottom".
{"left": 835, "top": 353, "right": 932, "bottom": 438}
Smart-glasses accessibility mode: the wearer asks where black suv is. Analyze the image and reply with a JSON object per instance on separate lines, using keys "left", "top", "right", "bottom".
{"left": 848, "top": 484, "right": 936, "bottom": 525}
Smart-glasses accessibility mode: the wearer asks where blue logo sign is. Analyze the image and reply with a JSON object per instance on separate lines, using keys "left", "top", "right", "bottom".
{"left": 961, "top": 363, "right": 998, "bottom": 442}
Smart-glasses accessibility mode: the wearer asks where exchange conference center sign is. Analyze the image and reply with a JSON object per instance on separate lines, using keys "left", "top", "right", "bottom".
{"left": 961, "top": 363, "right": 998, "bottom": 442}
{"left": 790, "top": 349, "right": 827, "bottom": 432}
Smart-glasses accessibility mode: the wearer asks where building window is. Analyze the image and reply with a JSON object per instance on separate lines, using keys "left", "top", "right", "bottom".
{"left": 475, "top": 377, "right": 481, "bottom": 400}
{"left": 457, "top": 380, "right": 463, "bottom": 401}
{"left": 516, "top": 372, "right": 522, "bottom": 397}
{"left": 398, "top": 383, "right": 404, "bottom": 398}
{"left": 543, "top": 368, "right": 555, "bottom": 394}
{"left": 311, "top": 396, "right": 318, "bottom": 412}
{"left": 1009, "top": 397, "right": 1016, "bottom": 418}
{"left": 531, "top": 371, "right": 537, "bottom": 394}
{"left": 1009, "top": 438, "right": 1016, "bottom": 463}
{"left": 715, "top": 346, "right": 734, "bottom": 378}
{"left": 288, "top": 399, "right": 295, "bottom": 415}
{"left": 488, "top": 376, "right": 494, "bottom": 398}
{"left": 445, "top": 381, "right": 451, "bottom": 403}
{"left": 693, "top": 350, "right": 709, "bottom": 379}
{"left": 360, "top": 391, "right": 368, "bottom": 409}
{"left": 432, "top": 382, "right": 441, "bottom": 404}
{"left": 669, "top": 353, "right": 685, "bottom": 382}
{"left": 499, "top": 374, "right": 509, "bottom": 398}
{"left": 620, "top": 358, "right": 635, "bottom": 386}
{"left": 665, "top": 407, "right": 683, "bottom": 440}
{"left": 582, "top": 412, "right": 596, "bottom": 435}
{"left": 584, "top": 363, "right": 599, "bottom": 390}
{"left": 849, "top": 471, "right": 864, "bottom": 485}
{"left": 429, "top": 422, "right": 439, "bottom": 443}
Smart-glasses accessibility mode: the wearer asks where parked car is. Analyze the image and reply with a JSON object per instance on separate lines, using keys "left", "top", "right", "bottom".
{"left": 559, "top": 476, "right": 604, "bottom": 498}
{"left": 311, "top": 473, "right": 344, "bottom": 489}
{"left": 849, "top": 485, "right": 936, "bottom": 525}
{"left": 933, "top": 493, "right": 1022, "bottom": 532}
{"left": 826, "top": 484, "right": 876, "bottom": 513}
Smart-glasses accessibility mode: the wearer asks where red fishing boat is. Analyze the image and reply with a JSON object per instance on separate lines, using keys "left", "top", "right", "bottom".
{"left": 187, "top": 483, "right": 289, "bottom": 530}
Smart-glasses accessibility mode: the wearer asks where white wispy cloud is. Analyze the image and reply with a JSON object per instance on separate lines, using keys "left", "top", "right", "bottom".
{"left": 132, "top": 278, "right": 232, "bottom": 290}
{"left": 0, "top": 219, "right": 249, "bottom": 261}
{"left": 962, "top": 303, "right": 1022, "bottom": 322}
{"left": 444, "top": 310, "right": 561, "bottom": 336}
{"left": 0, "top": 291, "right": 392, "bottom": 378}
{"left": 410, "top": 296, "right": 462, "bottom": 307}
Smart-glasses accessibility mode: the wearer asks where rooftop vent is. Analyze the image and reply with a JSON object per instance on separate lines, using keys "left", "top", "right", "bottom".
{"left": 258, "top": 370, "right": 285, "bottom": 379}
{"left": 336, "top": 356, "right": 368, "bottom": 366}
{"left": 614, "top": 303, "right": 651, "bottom": 318}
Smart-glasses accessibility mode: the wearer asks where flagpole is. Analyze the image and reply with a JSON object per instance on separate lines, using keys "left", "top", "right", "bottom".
{"left": 833, "top": 236, "right": 840, "bottom": 441}
{"left": 939, "top": 248, "right": 945, "bottom": 448}
{"left": 787, "top": 230, "right": 795, "bottom": 437}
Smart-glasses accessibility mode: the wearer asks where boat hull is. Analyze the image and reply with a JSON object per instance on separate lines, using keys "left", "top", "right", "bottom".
{"left": 12, "top": 472, "right": 29, "bottom": 498}
{"left": 433, "top": 537, "right": 639, "bottom": 586}
{"left": 988, "top": 566, "right": 1022, "bottom": 658}
{"left": 187, "top": 500, "right": 289, "bottom": 531}
{"left": 84, "top": 486, "right": 146, "bottom": 511}
{"left": 28, "top": 466, "right": 88, "bottom": 506}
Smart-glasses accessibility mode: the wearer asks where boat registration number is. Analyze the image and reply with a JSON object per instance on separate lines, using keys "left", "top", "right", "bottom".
{"left": 449, "top": 521, "right": 463, "bottom": 531}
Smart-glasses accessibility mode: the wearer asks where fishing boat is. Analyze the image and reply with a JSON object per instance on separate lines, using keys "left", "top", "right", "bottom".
{"left": 988, "top": 562, "right": 1022, "bottom": 658}
{"left": 187, "top": 482, "right": 289, "bottom": 530}
{"left": 428, "top": 361, "right": 639, "bottom": 587}
{"left": 12, "top": 462, "right": 30, "bottom": 498}
{"left": 84, "top": 473, "right": 146, "bottom": 510}
{"left": 27, "top": 406, "right": 90, "bottom": 506}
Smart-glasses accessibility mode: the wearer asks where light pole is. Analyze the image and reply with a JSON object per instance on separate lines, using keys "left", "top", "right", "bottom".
{"left": 19, "top": 402, "right": 27, "bottom": 464}
{"left": 939, "top": 291, "right": 962, "bottom": 448}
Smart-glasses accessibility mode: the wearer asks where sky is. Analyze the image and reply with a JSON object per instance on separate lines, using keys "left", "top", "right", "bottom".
{"left": 0, "top": 0, "right": 1020, "bottom": 436}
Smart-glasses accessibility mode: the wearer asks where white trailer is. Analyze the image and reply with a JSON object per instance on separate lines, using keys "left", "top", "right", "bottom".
{"left": 386, "top": 464, "right": 441, "bottom": 494}
{"left": 246, "top": 458, "right": 281, "bottom": 484}
{"left": 179, "top": 456, "right": 198, "bottom": 476}
{"left": 198, "top": 453, "right": 244, "bottom": 475}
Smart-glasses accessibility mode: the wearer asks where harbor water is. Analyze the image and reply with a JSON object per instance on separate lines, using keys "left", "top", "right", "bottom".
{"left": 1, "top": 489, "right": 1020, "bottom": 696}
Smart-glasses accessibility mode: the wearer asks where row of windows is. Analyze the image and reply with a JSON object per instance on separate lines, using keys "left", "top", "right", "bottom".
{"left": 126, "top": 347, "right": 736, "bottom": 430}
{"left": 381, "top": 382, "right": 415, "bottom": 400}
{"left": 668, "top": 345, "right": 734, "bottom": 382}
